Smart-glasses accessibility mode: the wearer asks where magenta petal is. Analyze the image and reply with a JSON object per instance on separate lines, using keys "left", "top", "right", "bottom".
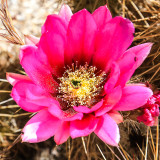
{"left": 95, "top": 86, "right": 122, "bottom": 117}
{"left": 104, "top": 62, "right": 120, "bottom": 94}
{"left": 39, "top": 32, "right": 65, "bottom": 77}
{"left": 63, "top": 112, "right": 83, "bottom": 121}
{"left": 24, "top": 35, "right": 39, "bottom": 45}
{"left": 130, "top": 43, "right": 153, "bottom": 67}
{"left": 95, "top": 113, "right": 120, "bottom": 146}
{"left": 11, "top": 80, "right": 53, "bottom": 112}
{"left": 40, "top": 15, "right": 67, "bottom": 76}
{"left": 105, "top": 86, "right": 122, "bottom": 105}
{"left": 65, "top": 9, "right": 97, "bottom": 66}
{"left": 92, "top": 5, "right": 112, "bottom": 29}
{"left": 48, "top": 103, "right": 83, "bottom": 121}
{"left": 73, "top": 100, "right": 103, "bottom": 113}
{"left": 117, "top": 43, "right": 153, "bottom": 87}
{"left": 20, "top": 45, "right": 58, "bottom": 92}
{"left": 113, "top": 85, "right": 153, "bottom": 111}
{"left": 41, "top": 14, "right": 67, "bottom": 34}
{"left": 108, "top": 111, "right": 123, "bottom": 124}
{"left": 70, "top": 114, "right": 98, "bottom": 138}
{"left": 48, "top": 101, "right": 64, "bottom": 117}
{"left": 54, "top": 121, "right": 70, "bottom": 145}
{"left": 6, "top": 72, "right": 30, "bottom": 86}
{"left": 22, "top": 109, "right": 61, "bottom": 143}
{"left": 95, "top": 104, "right": 113, "bottom": 117}
{"left": 93, "top": 16, "right": 134, "bottom": 71}
{"left": 59, "top": 4, "right": 73, "bottom": 24}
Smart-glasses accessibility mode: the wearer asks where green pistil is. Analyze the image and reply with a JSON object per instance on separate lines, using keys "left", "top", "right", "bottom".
{"left": 71, "top": 79, "right": 81, "bottom": 89}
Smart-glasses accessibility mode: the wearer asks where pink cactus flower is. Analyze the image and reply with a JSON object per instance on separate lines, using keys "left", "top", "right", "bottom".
{"left": 137, "top": 93, "right": 160, "bottom": 126}
{"left": 7, "top": 5, "right": 153, "bottom": 146}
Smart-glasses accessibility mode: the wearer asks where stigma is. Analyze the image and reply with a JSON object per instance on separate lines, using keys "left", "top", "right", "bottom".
{"left": 58, "top": 63, "right": 106, "bottom": 107}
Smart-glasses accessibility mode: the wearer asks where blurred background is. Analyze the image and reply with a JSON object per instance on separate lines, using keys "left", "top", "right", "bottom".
{"left": 0, "top": 0, "right": 159, "bottom": 159}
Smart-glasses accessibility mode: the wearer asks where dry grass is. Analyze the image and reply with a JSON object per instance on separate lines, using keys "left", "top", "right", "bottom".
{"left": 0, "top": 0, "right": 159, "bottom": 159}
{"left": 0, "top": 0, "right": 24, "bottom": 45}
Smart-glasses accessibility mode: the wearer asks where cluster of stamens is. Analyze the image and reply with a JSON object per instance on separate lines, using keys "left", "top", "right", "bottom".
{"left": 57, "top": 63, "right": 106, "bottom": 108}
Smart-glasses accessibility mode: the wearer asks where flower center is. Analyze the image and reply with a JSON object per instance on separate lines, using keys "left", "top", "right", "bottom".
{"left": 58, "top": 64, "right": 106, "bottom": 107}
{"left": 71, "top": 79, "right": 81, "bottom": 89}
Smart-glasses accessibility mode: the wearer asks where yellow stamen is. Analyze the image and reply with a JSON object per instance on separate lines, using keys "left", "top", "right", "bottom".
{"left": 58, "top": 64, "right": 106, "bottom": 107}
